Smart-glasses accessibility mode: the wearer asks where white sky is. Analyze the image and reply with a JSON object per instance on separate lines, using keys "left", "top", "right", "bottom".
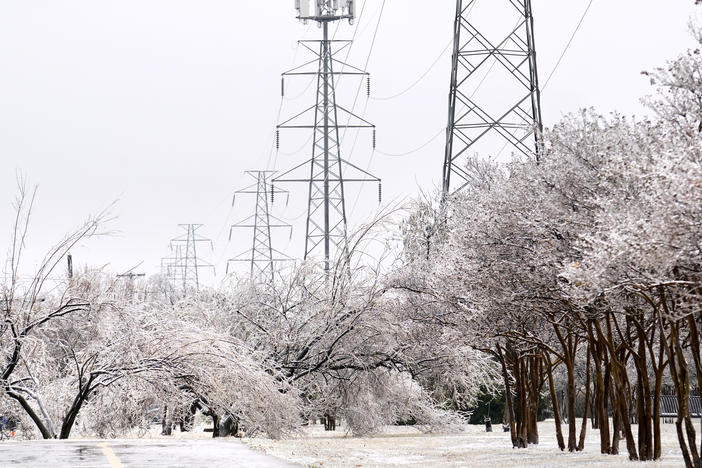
{"left": 0, "top": 0, "right": 699, "bottom": 282}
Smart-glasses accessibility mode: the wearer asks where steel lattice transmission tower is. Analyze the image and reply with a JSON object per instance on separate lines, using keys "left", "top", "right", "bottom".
{"left": 227, "top": 171, "right": 292, "bottom": 284}
{"left": 443, "top": 0, "right": 544, "bottom": 196}
{"left": 166, "top": 224, "right": 214, "bottom": 293}
{"left": 161, "top": 244, "right": 184, "bottom": 285}
{"left": 274, "top": 0, "right": 381, "bottom": 274}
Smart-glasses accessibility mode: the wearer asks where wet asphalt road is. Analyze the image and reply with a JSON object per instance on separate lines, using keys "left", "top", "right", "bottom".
{"left": 0, "top": 439, "right": 298, "bottom": 467}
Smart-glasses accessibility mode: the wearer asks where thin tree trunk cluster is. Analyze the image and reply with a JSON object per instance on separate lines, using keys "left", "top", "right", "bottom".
{"left": 496, "top": 344, "right": 542, "bottom": 448}
{"left": 491, "top": 283, "right": 702, "bottom": 466}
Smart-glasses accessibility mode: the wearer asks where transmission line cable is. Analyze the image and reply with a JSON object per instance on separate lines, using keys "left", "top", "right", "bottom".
{"left": 369, "top": 0, "right": 481, "bottom": 102}
{"left": 339, "top": 0, "right": 386, "bottom": 145}
{"left": 371, "top": 38, "right": 453, "bottom": 101}
{"left": 283, "top": 76, "right": 316, "bottom": 101}
{"left": 375, "top": 127, "right": 445, "bottom": 157}
{"left": 542, "top": 0, "right": 595, "bottom": 90}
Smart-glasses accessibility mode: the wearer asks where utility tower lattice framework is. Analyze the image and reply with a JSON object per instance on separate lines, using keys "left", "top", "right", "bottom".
{"left": 274, "top": 0, "right": 381, "bottom": 274}
{"left": 228, "top": 171, "right": 293, "bottom": 284}
{"left": 443, "top": 0, "right": 543, "bottom": 196}
{"left": 167, "top": 224, "right": 215, "bottom": 293}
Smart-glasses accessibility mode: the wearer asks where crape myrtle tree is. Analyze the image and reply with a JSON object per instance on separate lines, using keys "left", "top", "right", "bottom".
{"left": 398, "top": 28, "right": 702, "bottom": 466}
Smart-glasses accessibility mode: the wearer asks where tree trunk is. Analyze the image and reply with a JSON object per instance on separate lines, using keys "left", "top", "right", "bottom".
{"left": 544, "top": 352, "right": 565, "bottom": 451}
{"left": 161, "top": 405, "right": 173, "bottom": 436}
{"left": 566, "top": 358, "right": 577, "bottom": 451}
{"left": 5, "top": 389, "right": 54, "bottom": 439}
{"left": 496, "top": 344, "right": 517, "bottom": 447}
{"left": 598, "top": 316, "right": 638, "bottom": 460}
{"left": 588, "top": 320, "right": 611, "bottom": 454}
{"left": 634, "top": 319, "right": 653, "bottom": 461}
{"left": 211, "top": 412, "right": 220, "bottom": 438}
{"left": 659, "top": 287, "right": 701, "bottom": 468}
{"left": 578, "top": 345, "right": 591, "bottom": 451}
{"left": 514, "top": 355, "right": 528, "bottom": 448}
{"left": 526, "top": 354, "right": 541, "bottom": 445}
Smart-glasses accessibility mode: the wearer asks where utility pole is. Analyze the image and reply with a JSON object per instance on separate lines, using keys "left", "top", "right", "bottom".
{"left": 227, "top": 171, "right": 292, "bottom": 284}
{"left": 67, "top": 254, "right": 73, "bottom": 279}
{"left": 168, "top": 224, "right": 215, "bottom": 293}
{"left": 443, "top": 0, "right": 543, "bottom": 196}
{"left": 274, "top": 0, "right": 381, "bottom": 275}
{"left": 117, "top": 271, "right": 146, "bottom": 303}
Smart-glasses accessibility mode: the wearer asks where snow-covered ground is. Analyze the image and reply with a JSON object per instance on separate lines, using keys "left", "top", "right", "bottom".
{"left": 243, "top": 421, "right": 685, "bottom": 467}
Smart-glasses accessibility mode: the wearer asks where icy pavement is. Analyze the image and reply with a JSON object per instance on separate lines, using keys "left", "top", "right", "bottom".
{"left": 0, "top": 438, "right": 299, "bottom": 467}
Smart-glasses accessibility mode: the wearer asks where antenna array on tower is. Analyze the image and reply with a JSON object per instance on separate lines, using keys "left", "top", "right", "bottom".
{"left": 295, "top": 0, "right": 357, "bottom": 24}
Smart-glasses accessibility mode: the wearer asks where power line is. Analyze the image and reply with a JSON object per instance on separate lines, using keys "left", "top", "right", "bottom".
{"left": 542, "top": 0, "right": 595, "bottom": 91}
{"left": 166, "top": 224, "right": 214, "bottom": 293}
{"left": 360, "top": 22, "right": 509, "bottom": 160}
{"left": 343, "top": 1, "right": 386, "bottom": 218}
{"left": 370, "top": 37, "right": 453, "bottom": 101}
{"left": 374, "top": 127, "right": 445, "bottom": 158}
{"left": 283, "top": 76, "right": 316, "bottom": 102}
{"left": 338, "top": 0, "right": 385, "bottom": 147}
{"left": 368, "top": 0, "right": 482, "bottom": 102}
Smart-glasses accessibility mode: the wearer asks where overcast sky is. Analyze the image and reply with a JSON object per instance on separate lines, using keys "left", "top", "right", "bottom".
{"left": 0, "top": 0, "right": 699, "bottom": 282}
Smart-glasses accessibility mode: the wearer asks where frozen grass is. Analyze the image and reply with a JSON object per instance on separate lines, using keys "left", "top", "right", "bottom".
{"left": 243, "top": 420, "right": 686, "bottom": 467}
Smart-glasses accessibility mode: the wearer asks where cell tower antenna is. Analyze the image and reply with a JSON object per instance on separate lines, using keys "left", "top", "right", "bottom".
{"left": 227, "top": 171, "right": 293, "bottom": 284}
{"left": 274, "top": 0, "right": 381, "bottom": 275}
{"left": 443, "top": 0, "right": 543, "bottom": 196}
{"left": 168, "top": 224, "right": 215, "bottom": 293}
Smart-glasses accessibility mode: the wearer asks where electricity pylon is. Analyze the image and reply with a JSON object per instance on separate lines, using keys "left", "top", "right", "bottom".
{"left": 274, "top": 0, "right": 381, "bottom": 274}
{"left": 161, "top": 244, "right": 184, "bottom": 285}
{"left": 443, "top": 0, "right": 543, "bottom": 196}
{"left": 167, "top": 224, "right": 214, "bottom": 293}
{"left": 227, "top": 171, "right": 292, "bottom": 284}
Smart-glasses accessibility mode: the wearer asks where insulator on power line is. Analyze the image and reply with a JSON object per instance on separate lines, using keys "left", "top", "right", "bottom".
{"left": 281, "top": 78, "right": 285, "bottom": 97}
{"left": 271, "top": 184, "right": 275, "bottom": 204}
{"left": 378, "top": 182, "right": 382, "bottom": 204}
{"left": 372, "top": 129, "right": 376, "bottom": 149}
{"left": 276, "top": 130, "right": 280, "bottom": 151}
{"left": 366, "top": 76, "right": 371, "bottom": 97}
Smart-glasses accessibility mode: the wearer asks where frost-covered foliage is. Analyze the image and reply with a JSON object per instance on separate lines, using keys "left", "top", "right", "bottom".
{"left": 0, "top": 196, "right": 496, "bottom": 440}
{"left": 394, "top": 27, "right": 702, "bottom": 466}
{"left": 335, "top": 372, "right": 464, "bottom": 436}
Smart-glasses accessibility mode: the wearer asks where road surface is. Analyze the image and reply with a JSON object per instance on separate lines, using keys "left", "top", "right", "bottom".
{"left": 0, "top": 438, "right": 298, "bottom": 467}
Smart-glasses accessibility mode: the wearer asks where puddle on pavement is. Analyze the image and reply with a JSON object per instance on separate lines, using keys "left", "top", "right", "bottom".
{"left": 74, "top": 445, "right": 102, "bottom": 462}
